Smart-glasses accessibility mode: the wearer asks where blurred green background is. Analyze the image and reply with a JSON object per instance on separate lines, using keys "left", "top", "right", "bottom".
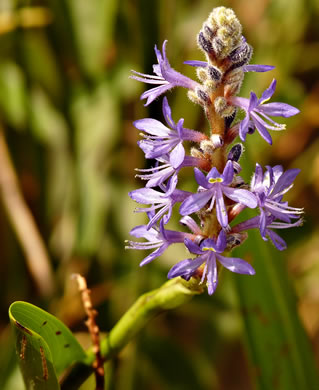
{"left": 0, "top": 0, "right": 319, "bottom": 389}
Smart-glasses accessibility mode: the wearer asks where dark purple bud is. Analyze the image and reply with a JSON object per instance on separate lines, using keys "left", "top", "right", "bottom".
{"left": 204, "top": 25, "right": 215, "bottom": 40}
{"left": 208, "top": 66, "right": 222, "bottom": 81}
{"left": 224, "top": 108, "right": 237, "bottom": 129}
{"left": 248, "top": 123, "right": 255, "bottom": 134}
{"left": 228, "top": 143, "right": 243, "bottom": 162}
{"left": 198, "top": 32, "right": 213, "bottom": 53}
{"left": 229, "top": 42, "right": 253, "bottom": 65}
{"left": 196, "top": 88, "right": 211, "bottom": 104}
{"left": 212, "top": 37, "right": 225, "bottom": 57}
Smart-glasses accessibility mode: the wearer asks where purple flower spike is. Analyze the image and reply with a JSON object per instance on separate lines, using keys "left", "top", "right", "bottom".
{"left": 229, "top": 79, "right": 300, "bottom": 144}
{"left": 135, "top": 97, "right": 206, "bottom": 167}
{"left": 131, "top": 41, "right": 200, "bottom": 106}
{"left": 179, "top": 161, "right": 257, "bottom": 228}
{"left": 126, "top": 220, "right": 191, "bottom": 266}
{"left": 168, "top": 230, "right": 255, "bottom": 295}
{"left": 250, "top": 164, "right": 303, "bottom": 239}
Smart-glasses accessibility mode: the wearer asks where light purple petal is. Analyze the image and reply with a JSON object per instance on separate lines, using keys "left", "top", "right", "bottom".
{"left": 140, "top": 243, "right": 169, "bottom": 266}
{"left": 184, "top": 60, "right": 208, "bottom": 67}
{"left": 223, "top": 187, "right": 257, "bottom": 208}
{"left": 129, "top": 188, "right": 164, "bottom": 204}
{"left": 248, "top": 91, "right": 259, "bottom": 111}
{"left": 184, "top": 238, "right": 203, "bottom": 255}
{"left": 207, "top": 166, "right": 221, "bottom": 181}
{"left": 170, "top": 142, "right": 185, "bottom": 169}
{"left": 217, "top": 254, "right": 255, "bottom": 275}
{"left": 141, "top": 84, "right": 172, "bottom": 106}
{"left": 215, "top": 230, "right": 227, "bottom": 253}
{"left": 243, "top": 64, "right": 275, "bottom": 73}
{"left": 259, "top": 209, "right": 267, "bottom": 238}
{"left": 259, "top": 79, "right": 276, "bottom": 104}
{"left": 129, "top": 225, "right": 159, "bottom": 240}
{"left": 251, "top": 163, "right": 264, "bottom": 191}
{"left": 271, "top": 168, "right": 300, "bottom": 197}
{"left": 222, "top": 161, "right": 234, "bottom": 185}
{"left": 194, "top": 167, "right": 209, "bottom": 188}
{"left": 215, "top": 186, "right": 228, "bottom": 227}
{"left": 134, "top": 118, "right": 171, "bottom": 137}
{"left": 251, "top": 113, "right": 273, "bottom": 144}
{"left": 167, "top": 256, "right": 205, "bottom": 279}
{"left": 239, "top": 113, "right": 250, "bottom": 141}
{"left": 206, "top": 256, "right": 218, "bottom": 295}
{"left": 179, "top": 189, "right": 213, "bottom": 216}
{"left": 162, "top": 96, "right": 175, "bottom": 128}
{"left": 260, "top": 102, "right": 299, "bottom": 117}
{"left": 266, "top": 229, "right": 287, "bottom": 251}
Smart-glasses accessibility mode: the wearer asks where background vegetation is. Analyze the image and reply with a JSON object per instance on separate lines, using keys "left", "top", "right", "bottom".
{"left": 0, "top": 0, "right": 319, "bottom": 389}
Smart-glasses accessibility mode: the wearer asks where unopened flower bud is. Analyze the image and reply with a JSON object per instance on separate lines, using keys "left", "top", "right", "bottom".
{"left": 208, "top": 65, "right": 222, "bottom": 81}
{"left": 227, "top": 143, "right": 244, "bottom": 162}
{"left": 214, "top": 96, "right": 235, "bottom": 117}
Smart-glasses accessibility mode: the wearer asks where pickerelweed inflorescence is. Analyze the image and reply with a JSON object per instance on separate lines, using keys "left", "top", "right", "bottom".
{"left": 127, "top": 6, "right": 303, "bottom": 295}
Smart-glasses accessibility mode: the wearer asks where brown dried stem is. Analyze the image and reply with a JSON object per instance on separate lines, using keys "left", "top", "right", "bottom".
{"left": 0, "top": 127, "right": 54, "bottom": 296}
{"left": 73, "top": 274, "right": 104, "bottom": 390}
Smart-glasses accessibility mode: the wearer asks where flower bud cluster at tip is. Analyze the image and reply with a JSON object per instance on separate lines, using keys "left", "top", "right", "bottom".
{"left": 128, "top": 7, "right": 302, "bottom": 295}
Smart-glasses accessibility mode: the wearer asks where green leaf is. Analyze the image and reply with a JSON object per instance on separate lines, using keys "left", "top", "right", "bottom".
{"left": 234, "top": 222, "right": 319, "bottom": 390}
{"left": 9, "top": 301, "right": 88, "bottom": 390}
{"left": 0, "top": 62, "right": 27, "bottom": 130}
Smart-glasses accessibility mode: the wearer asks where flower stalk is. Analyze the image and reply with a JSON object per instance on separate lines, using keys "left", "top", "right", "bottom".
{"left": 60, "top": 277, "right": 203, "bottom": 390}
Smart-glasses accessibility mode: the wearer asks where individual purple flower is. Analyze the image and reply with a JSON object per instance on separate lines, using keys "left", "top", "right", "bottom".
{"left": 179, "top": 160, "right": 257, "bottom": 228}
{"left": 250, "top": 164, "right": 303, "bottom": 239}
{"left": 126, "top": 220, "right": 192, "bottom": 266}
{"left": 231, "top": 215, "right": 303, "bottom": 251}
{"left": 131, "top": 41, "right": 200, "bottom": 106}
{"left": 134, "top": 97, "right": 207, "bottom": 168}
{"left": 136, "top": 154, "right": 209, "bottom": 188}
{"left": 129, "top": 183, "right": 192, "bottom": 230}
{"left": 167, "top": 230, "right": 255, "bottom": 295}
{"left": 228, "top": 79, "right": 300, "bottom": 144}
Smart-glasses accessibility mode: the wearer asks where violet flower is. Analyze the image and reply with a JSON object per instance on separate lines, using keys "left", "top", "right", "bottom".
{"left": 250, "top": 164, "right": 303, "bottom": 239}
{"left": 229, "top": 79, "right": 299, "bottom": 144}
{"left": 131, "top": 41, "right": 200, "bottom": 106}
{"left": 129, "top": 184, "right": 192, "bottom": 230}
{"left": 179, "top": 161, "right": 257, "bottom": 228}
{"left": 232, "top": 215, "right": 303, "bottom": 251}
{"left": 134, "top": 97, "right": 206, "bottom": 168}
{"left": 168, "top": 230, "right": 255, "bottom": 295}
{"left": 136, "top": 154, "right": 207, "bottom": 188}
{"left": 126, "top": 220, "right": 192, "bottom": 266}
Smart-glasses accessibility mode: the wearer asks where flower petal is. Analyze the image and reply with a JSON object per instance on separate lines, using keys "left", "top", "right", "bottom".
{"left": 243, "top": 64, "right": 275, "bottom": 73}
{"left": 223, "top": 187, "right": 257, "bottom": 208}
{"left": 134, "top": 118, "right": 171, "bottom": 137}
{"left": 215, "top": 186, "right": 228, "bottom": 228}
{"left": 179, "top": 189, "right": 213, "bottom": 216}
{"left": 170, "top": 142, "right": 185, "bottom": 168}
{"left": 260, "top": 102, "right": 299, "bottom": 118}
{"left": 206, "top": 255, "right": 218, "bottom": 295}
{"left": 167, "top": 256, "right": 205, "bottom": 279}
{"left": 217, "top": 254, "right": 255, "bottom": 275}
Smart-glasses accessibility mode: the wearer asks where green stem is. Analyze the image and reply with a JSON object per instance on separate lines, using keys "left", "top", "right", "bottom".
{"left": 60, "top": 277, "right": 203, "bottom": 389}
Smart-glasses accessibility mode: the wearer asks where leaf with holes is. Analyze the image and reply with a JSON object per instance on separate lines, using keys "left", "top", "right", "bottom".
{"left": 9, "top": 301, "right": 88, "bottom": 389}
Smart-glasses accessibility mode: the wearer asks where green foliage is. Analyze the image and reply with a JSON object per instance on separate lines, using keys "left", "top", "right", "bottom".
{"left": 9, "top": 302, "right": 88, "bottom": 389}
